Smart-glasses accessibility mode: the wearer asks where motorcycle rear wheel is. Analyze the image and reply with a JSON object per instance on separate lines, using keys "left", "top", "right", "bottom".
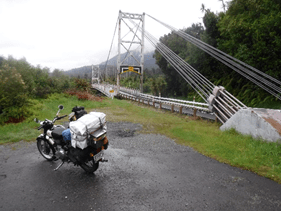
{"left": 37, "top": 139, "right": 56, "bottom": 161}
{"left": 80, "top": 159, "right": 99, "bottom": 173}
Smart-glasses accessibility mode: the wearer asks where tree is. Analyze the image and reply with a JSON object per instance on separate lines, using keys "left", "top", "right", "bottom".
{"left": 217, "top": 0, "right": 281, "bottom": 105}
{"left": 52, "top": 69, "right": 64, "bottom": 78}
{"left": 218, "top": 0, "right": 226, "bottom": 12}
{"left": 218, "top": 0, "right": 281, "bottom": 79}
{"left": 5, "top": 56, "right": 36, "bottom": 97}
{"left": 154, "top": 23, "right": 206, "bottom": 98}
{"left": 33, "top": 67, "right": 52, "bottom": 98}
{"left": 0, "top": 64, "right": 30, "bottom": 123}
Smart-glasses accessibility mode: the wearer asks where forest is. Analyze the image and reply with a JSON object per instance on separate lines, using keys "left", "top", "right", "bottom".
{"left": 154, "top": 0, "right": 281, "bottom": 108}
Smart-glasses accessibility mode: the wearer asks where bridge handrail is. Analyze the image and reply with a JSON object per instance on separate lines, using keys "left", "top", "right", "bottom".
{"left": 92, "top": 84, "right": 210, "bottom": 112}
{"left": 139, "top": 93, "right": 208, "bottom": 107}
{"left": 119, "top": 86, "right": 208, "bottom": 106}
{"left": 119, "top": 91, "right": 210, "bottom": 112}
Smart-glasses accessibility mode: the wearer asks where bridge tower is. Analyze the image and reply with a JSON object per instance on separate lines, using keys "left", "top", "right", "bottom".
{"left": 117, "top": 10, "right": 145, "bottom": 94}
{"left": 91, "top": 65, "right": 100, "bottom": 84}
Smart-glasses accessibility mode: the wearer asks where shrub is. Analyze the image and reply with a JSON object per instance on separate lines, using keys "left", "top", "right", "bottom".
{"left": 65, "top": 90, "right": 102, "bottom": 102}
{"left": 74, "top": 78, "right": 91, "bottom": 91}
{"left": 0, "top": 64, "right": 31, "bottom": 124}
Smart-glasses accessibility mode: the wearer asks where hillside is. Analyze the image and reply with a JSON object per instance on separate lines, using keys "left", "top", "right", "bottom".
{"left": 64, "top": 51, "right": 160, "bottom": 78}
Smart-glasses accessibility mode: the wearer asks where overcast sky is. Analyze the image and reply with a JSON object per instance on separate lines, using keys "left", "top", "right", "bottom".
{"left": 0, "top": 0, "right": 224, "bottom": 71}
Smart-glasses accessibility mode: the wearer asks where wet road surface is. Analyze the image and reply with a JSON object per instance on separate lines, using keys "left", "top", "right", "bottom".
{"left": 0, "top": 122, "right": 281, "bottom": 211}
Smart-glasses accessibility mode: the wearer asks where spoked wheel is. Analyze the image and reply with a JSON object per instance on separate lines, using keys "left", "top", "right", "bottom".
{"left": 80, "top": 159, "right": 99, "bottom": 173}
{"left": 37, "top": 138, "right": 56, "bottom": 161}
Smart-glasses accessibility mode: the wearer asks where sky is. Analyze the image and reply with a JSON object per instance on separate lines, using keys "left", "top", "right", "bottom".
{"left": 0, "top": 0, "right": 224, "bottom": 71}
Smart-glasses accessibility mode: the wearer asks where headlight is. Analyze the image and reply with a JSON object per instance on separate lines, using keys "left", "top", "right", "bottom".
{"left": 47, "top": 130, "right": 52, "bottom": 137}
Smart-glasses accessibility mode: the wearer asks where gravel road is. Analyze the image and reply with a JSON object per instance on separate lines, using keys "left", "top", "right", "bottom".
{"left": 0, "top": 122, "right": 281, "bottom": 211}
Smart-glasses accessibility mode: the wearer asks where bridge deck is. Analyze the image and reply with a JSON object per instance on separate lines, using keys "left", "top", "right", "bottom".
{"left": 92, "top": 84, "right": 117, "bottom": 98}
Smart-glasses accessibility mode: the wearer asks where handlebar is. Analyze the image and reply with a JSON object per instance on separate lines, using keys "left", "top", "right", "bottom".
{"left": 55, "top": 115, "right": 67, "bottom": 120}
{"left": 36, "top": 115, "right": 67, "bottom": 130}
{"left": 57, "top": 115, "right": 67, "bottom": 120}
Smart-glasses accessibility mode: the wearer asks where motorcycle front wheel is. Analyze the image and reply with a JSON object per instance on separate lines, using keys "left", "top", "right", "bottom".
{"left": 37, "top": 138, "right": 56, "bottom": 161}
{"left": 80, "top": 159, "right": 99, "bottom": 173}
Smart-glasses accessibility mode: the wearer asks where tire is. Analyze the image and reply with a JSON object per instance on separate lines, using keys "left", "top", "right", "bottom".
{"left": 37, "top": 138, "right": 56, "bottom": 161}
{"left": 80, "top": 159, "right": 99, "bottom": 173}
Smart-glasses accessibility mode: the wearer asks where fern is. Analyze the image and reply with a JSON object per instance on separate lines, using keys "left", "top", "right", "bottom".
{"left": 242, "top": 88, "right": 252, "bottom": 98}
{"left": 250, "top": 98, "right": 258, "bottom": 107}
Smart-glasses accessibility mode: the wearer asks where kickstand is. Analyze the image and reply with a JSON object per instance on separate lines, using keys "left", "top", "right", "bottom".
{"left": 54, "top": 162, "right": 64, "bottom": 171}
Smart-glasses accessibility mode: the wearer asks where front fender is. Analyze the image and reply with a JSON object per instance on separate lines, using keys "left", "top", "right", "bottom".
{"left": 36, "top": 134, "right": 44, "bottom": 139}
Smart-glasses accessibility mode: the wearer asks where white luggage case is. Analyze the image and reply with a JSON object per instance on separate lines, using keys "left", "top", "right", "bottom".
{"left": 69, "top": 112, "right": 106, "bottom": 149}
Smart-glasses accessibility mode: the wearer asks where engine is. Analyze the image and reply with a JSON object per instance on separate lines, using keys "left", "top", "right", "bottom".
{"left": 56, "top": 146, "right": 67, "bottom": 161}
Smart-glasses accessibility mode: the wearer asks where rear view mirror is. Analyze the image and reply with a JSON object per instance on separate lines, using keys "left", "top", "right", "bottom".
{"left": 58, "top": 105, "right": 64, "bottom": 110}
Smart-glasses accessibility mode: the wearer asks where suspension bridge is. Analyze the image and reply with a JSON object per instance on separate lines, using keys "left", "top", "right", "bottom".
{"left": 92, "top": 11, "right": 281, "bottom": 143}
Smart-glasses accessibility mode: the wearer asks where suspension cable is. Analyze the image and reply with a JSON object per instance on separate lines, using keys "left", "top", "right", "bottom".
{"left": 104, "top": 17, "right": 119, "bottom": 74}
{"left": 147, "top": 13, "right": 281, "bottom": 100}
{"left": 127, "top": 17, "right": 213, "bottom": 101}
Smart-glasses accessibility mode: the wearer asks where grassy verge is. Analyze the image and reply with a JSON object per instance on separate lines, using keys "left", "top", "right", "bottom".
{"left": 97, "top": 98, "right": 281, "bottom": 184}
{"left": 1, "top": 94, "right": 281, "bottom": 183}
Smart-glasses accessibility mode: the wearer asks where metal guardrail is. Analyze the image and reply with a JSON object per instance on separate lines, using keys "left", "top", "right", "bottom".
{"left": 92, "top": 84, "right": 215, "bottom": 120}
{"left": 118, "top": 86, "right": 209, "bottom": 112}
{"left": 139, "top": 93, "right": 209, "bottom": 112}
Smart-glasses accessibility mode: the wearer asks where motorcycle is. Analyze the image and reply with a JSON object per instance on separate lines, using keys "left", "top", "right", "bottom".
{"left": 34, "top": 105, "right": 109, "bottom": 173}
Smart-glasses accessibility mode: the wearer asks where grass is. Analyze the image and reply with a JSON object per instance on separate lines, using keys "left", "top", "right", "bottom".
{"left": 1, "top": 93, "right": 281, "bottom": 183}
{"left": 97, "top": 98, "right": 281, "bottom": 183}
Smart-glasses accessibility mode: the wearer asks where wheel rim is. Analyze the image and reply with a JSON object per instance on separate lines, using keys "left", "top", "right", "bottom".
{"left": 38, "top": 139, "right": 54, "bottom": 160}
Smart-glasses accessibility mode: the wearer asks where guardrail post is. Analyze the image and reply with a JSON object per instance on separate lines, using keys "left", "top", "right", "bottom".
{"left": 179, "top": 106, "right": 183, "bottom": 114}
{"left": 193, "top": 108, "right": 197, "bottom": 118}
{"left": 171, "top": 105, "right": 174, "bottom": 113}
{"left": 159, "top": 103, "right": 162, "bottom": 110}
